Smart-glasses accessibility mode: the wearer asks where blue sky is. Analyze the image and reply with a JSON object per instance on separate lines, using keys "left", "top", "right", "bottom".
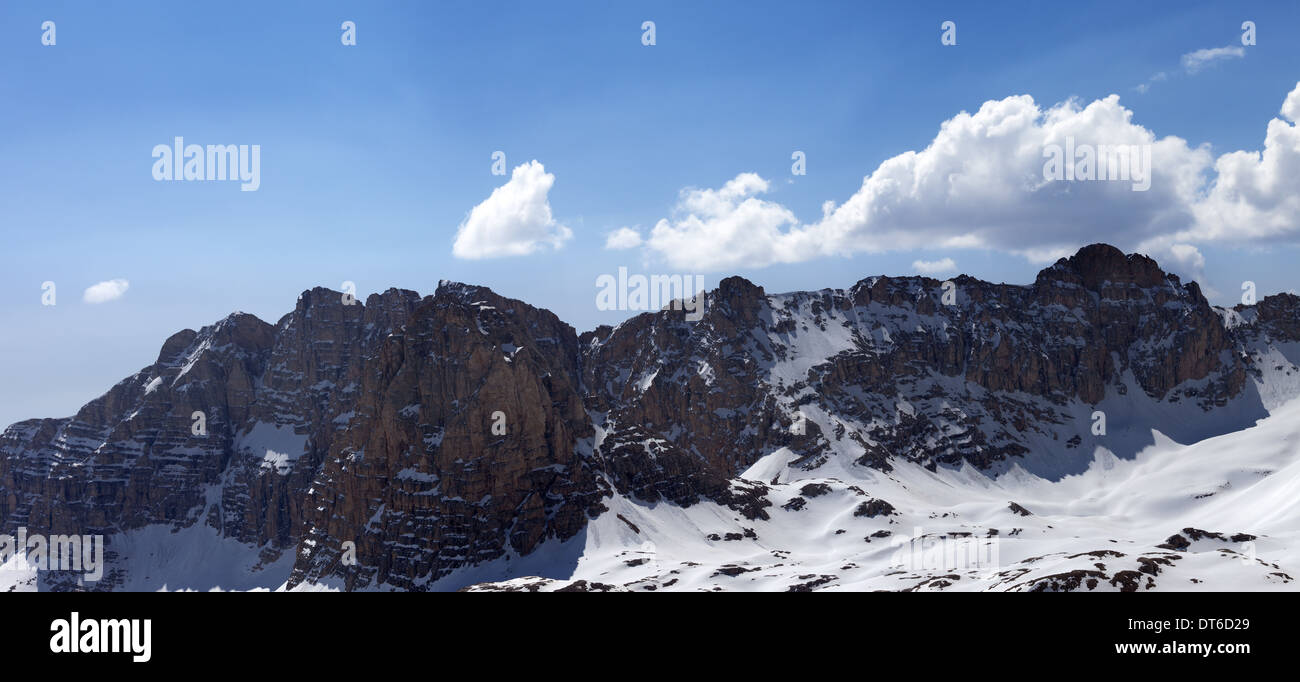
{"left": 2, "top": 0, "right": 1299, "bottom": 427}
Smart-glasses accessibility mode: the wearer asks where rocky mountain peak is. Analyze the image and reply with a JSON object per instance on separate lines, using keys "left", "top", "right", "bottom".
{"left": 210, "top": 312, "right": 276, "bottom": 348}
{"left": 155, "top": 328, "right": 199, "bottom": 365}
{"left": 716, "top": 275, "right": 763, "bottom": 297}
{"left": 1038, "top": 242, "right": 1171, "bottom": 291}
{"left": 711, "top": 275, "right": 766, "bottom": 322}
{"left": 434, "top": 279, "right": 493, "bottom": 303}
{"left": 365, "top": 287, "right": 421, "bottom": 306}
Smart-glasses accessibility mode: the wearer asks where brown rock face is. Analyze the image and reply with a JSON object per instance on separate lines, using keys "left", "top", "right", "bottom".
{"left": 2, "top": 244, "right": 1298, "bottom": 590}
{"left": 1, "top": 283, "right": 603, "bottom": 590}
{"left": 0, "top": 313, "right": 276, "bottom": 541}
{"left": 1030, "top": 243, "right": 1233, "bottom": 404}
{"left": 288, "top": 283, "right": 604, "bottom": 590}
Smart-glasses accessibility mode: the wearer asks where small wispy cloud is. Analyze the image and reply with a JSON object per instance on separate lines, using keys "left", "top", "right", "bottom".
{"left": 912, "top": 258, "right": 957, "bottom": 275}
{"left": 604, "top": 226, "right": 643, "bottom": 250}
{"left": 1135, "top": 44, "right": 1245, "bottom": 94}
{"left": 1181, "top": 46, "right": 1245, "bottom": 74}
{"left": 1134, "top": 71, "right": 1167, "bottom": 94}
{"left": 83, "top": 279, "right": 130, "bottom": 304}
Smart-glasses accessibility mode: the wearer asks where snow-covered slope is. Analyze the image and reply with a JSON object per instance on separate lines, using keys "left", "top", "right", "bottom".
{"left": 464, "top": 396, "right": 1300, "bottom": 592}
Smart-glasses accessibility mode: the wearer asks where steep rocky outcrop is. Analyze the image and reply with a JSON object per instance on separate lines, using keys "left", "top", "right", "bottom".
{"left": 288, "top": 284, "right": 604, "bottom": 590}
{"left": 2, "top": 244, "right": 1298, "bottom": 590}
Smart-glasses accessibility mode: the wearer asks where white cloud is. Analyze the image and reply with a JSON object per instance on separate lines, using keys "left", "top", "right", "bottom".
{"left": 1174, "top": 82, "right": 1300, "bottom": 246}
{"left": 1166, "top": 243, "right": 1206, "bottom": 271}
{"left": 83, "top": 279, "right": 129, "bottom": 304}
{"left": 452, "top": 161, "right": 572, "bottom": 259}
{"left": 1138, "top": 43, "right": 1243, "bottom": 93}
{"left": 912, "top": 258, "right": 957, "bottom": 275}
{"left": 646, "top": 173, "right": 798, "bottom": 271}
{"left": 1181, "top": 46, "right": 1245, "bottom": 74}
{"left": 604, "top": 227, "right": 644, "bottom": 250}
{"left": 1283, "top": 85, "right": 1300, "bottom": 124}
{"left": 642, "top": 93, "right": 1208, "bottom": 269}
{"left": 635, "top": 83, "right": 1300, "bottom": 274}
{"left": 1148, "top": 242, "right": 1216, "bottom": 297}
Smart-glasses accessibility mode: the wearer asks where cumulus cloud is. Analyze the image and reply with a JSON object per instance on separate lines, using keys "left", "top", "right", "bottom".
{"left": 83, "top": 279, "right": 129, "bottom": 304}
{"left": 452, "top": 161, "right": 572, "bottom": 259}
{"left": 1181, "top": 46, "right": 1245, "bottom": 74}
{"left": 1174, "top": 83, "right": 1300, "bottom": 246}
{"left": 646, "top": 173, "right": 799, "bottom": 271}
{"left": 634, "top": 82, "right": 1300, "bottom": 274}
{"left": 1283, "top": 86, "right": 1300, "bottom": 122}
{"left": 1166, "top": 243, "right": 1206, "bottom": 270}
{"left": 642, "top": 93, "right": 1208, "bottom": 269}
{"left": 912, "top": 258, "right": 957, "bottom": 275}
{"left": 604, "top": 227, "right": 644, "bottom": 250}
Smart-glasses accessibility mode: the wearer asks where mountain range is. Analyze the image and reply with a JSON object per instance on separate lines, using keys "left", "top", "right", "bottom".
{"left": 2, "top": 243, "right": 1298, "bottom": 591}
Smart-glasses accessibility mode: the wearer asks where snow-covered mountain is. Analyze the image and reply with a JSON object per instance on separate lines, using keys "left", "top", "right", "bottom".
{"left": 467, "top": 397, "right": 1300, "bottom": 592}
{"left": 2, "top": 244, "right": 1298, "bottom": 591}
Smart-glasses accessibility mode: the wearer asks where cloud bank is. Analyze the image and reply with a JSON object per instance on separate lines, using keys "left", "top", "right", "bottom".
{"left": 637, "top": 82, "right": 1300, "bottom": 275}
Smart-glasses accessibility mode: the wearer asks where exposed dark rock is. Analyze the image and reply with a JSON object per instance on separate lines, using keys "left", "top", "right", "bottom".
{"left": 1009, "top": 502, "right": 1033, "bottom": 517}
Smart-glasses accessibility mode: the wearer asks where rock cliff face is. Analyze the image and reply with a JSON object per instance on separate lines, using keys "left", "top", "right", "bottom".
{"left": 288, "top": 283, "right": 603, "bottom": 590}
{"left": 2, "top": 244, "right": 1298, "bottom": 590}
